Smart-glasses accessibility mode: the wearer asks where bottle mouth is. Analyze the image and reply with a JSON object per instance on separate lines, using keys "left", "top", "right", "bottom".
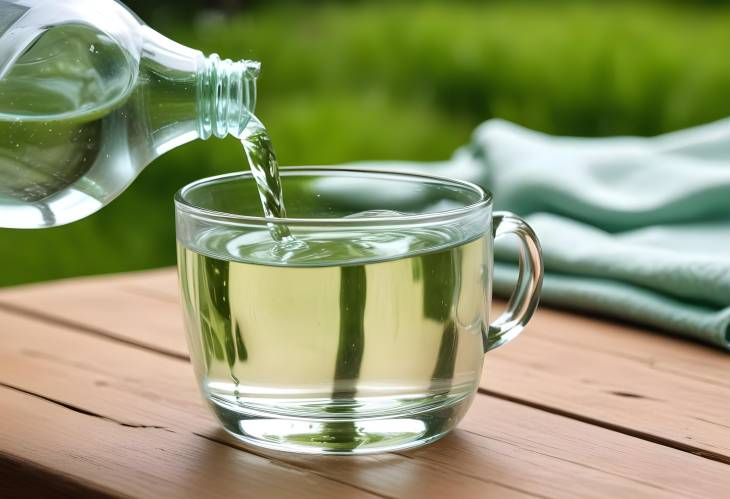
{"left": 197, "top": 54, "right": 260, "bottom": 140}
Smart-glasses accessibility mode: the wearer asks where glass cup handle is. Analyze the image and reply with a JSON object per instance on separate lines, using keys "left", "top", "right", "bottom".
{"left": 485, "top": 211, "right": 544, "bottom": 352}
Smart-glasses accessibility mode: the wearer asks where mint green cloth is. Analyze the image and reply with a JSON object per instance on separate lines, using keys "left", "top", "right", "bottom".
{"left": 353, "top": 119, "right": 730, "bottom": 350}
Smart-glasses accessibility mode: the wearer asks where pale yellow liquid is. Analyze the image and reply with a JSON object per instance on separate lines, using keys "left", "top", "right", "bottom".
{"left": 178, "top": 236, "right": 488, "bottom": 422}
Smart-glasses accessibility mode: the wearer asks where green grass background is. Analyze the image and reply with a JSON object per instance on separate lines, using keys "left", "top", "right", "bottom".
{"left": 3, "top": 0, "right": 730, "bottom": 286}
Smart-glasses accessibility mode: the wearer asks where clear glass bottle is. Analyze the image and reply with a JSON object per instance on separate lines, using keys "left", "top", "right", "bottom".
{"left": 0, "top": 0, "right": 259, "bottom": 228}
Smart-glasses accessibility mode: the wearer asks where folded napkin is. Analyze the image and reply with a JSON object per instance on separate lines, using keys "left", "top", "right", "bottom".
{"left": 354, "top": 119, "right": 730, "bottom": 350}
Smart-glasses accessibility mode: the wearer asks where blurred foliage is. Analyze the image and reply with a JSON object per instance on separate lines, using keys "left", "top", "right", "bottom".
{"left": 3, "top": 0, "right": 730, "bottom": 286}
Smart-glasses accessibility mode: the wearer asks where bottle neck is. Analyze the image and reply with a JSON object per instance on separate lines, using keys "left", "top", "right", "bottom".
{"left": 137, "top": 27, "right": 260, "bottom": 159}
{"left": 197, "top": 54, "right": 260, "bottom": 140}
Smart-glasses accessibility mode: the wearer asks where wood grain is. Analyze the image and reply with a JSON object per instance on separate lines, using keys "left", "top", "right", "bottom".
{"left": 481, "top": 307, "right": 730, "bottom": 462}
{"left": 1, "top": 310, "right": 729, "bottom": 498}
{"left": 0, "top": 269, "right": 186, "bottom": 358}
{"left": 0, "top": 387, "right": 375, "bottom": 499}
{"left": 3, "top": 269, "right": 728, "bottom": 463}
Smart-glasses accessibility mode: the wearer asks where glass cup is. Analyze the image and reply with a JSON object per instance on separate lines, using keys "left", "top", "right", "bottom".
{"left": 175, "top": 168, "right": 543, "bottom": 455}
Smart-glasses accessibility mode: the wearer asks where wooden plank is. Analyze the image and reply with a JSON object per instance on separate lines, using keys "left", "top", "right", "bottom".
{"left": 0, "top": 269, "right": 187, "bottom": 358}
{"left": 481, "top": 307, "right": 730, "bottom": 461}
{"left": 0, "top": 387, "right": 375, "bottom": 499}
{"left": 2, "top": 269, "right": 729, "bottom": 463}
{"left": 1, "top": 310, "right": 729, "bottom": 498}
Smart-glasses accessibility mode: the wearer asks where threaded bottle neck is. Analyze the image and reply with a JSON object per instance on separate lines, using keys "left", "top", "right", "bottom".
{"left": 197, "top": 54, "right": 260, "bottom": 140}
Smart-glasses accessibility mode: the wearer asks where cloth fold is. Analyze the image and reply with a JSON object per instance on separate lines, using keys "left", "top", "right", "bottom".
{"left": 352, "top": 118, "right": 730, "bottom": 350}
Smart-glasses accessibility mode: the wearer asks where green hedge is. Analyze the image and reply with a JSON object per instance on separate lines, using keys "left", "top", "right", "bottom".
{"left": 3, "top": 1, "right": 730, "bottom": 286}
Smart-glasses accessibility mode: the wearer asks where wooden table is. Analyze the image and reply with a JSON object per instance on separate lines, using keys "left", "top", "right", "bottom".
{"left": 0, "top": 268, "right": 728, "bottom": 498}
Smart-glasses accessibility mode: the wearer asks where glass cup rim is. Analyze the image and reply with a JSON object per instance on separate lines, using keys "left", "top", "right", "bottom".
{"left": 174, "top": 167, "right": 492, "bottom": 227}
